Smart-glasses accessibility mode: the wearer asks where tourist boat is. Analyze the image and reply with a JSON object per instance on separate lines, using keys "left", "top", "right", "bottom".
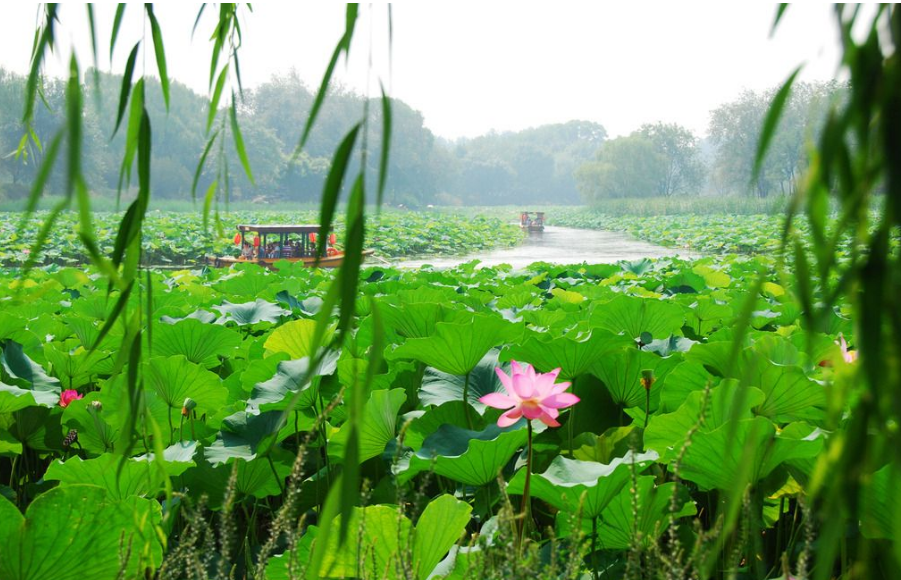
{"left": 206, "top": 224, "right": 373, "bottom": 269}
{"left": 519, "top": 211, "right": 545, "bottom": 232}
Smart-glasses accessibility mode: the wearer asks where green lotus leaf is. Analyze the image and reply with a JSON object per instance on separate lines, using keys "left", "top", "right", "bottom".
{"left": 620, "top": 258, "right": 655, "bottom": 276}
{"left": 641, "top": 335, "right": 698, "bottom": 357}
{"left": 398, "top": 422, "right": 528, "bottom": 486}
{"left": 135, "top": 440, "right": 199, "bottom": 475}
{"left": 264, "top": 318, "right": 334, "bottom": 360}
{"left": 152, "top": 318, "right": 241, "bottom": 367}
{"left": 598, "top": 477, "right": 696, "bottom": 549}
{"left": 737, "top": 353, "right": 826, "bottom": 423}
{"left": 322, "top": 505, "right": 410, "bottom": 578}
{"left": 0, "top": 381, "right": 59, "bottom": 413}
{"left": 329, "top": 388, "right": 407, "bottom": 462}
{"left": 245, "top": 351, "right": 339, "bottom": 413}
{"left": 159, "top": 309, "right": 217, "bottom": 325}
{"left": 405, "top": 401, "right": 487, "bottom": 451}
{"left": 501, "top": 329, "right": 628, "bottom": 381}
{"left": 686, "top": 297, "right": 734, "bottom": 336}
{"left": 571, "top": 426, "right": 635, "bottom": 464}
{"left": 205, "top": 411, "right": 286, "bottom": 465}
{"left": 678, "top": 417, "right": 823, "bottom": 491}
{"left": 231, "top": 353, "right": 291, "bottom": 394}
{"left": 1, "top": 340, "right": 61, "bottom": 392}
{"left": 390, "top": 314, "right": 523, "bottom": 376}
{"left": 589, "top": 295, "right": 685, "bottom": 341}
{"left": 0, "top": 485, "right": 162, "bottom": 580}
{"left": 183, "top": 448, "right": 293, "bottom": 504}
{"left": 861, "top": 463, "right": 901, "bottom": 540}
{"left": 507, "top": 451, "right": 657, "bottom": 519}
{"left": 645, "top": 380, "right": 765, "bottom": 457}
{"left": 0, "top": 312, "right": 27, "bottom": 340}
{"left": 274, "top": 290, "right": 323, "bottom": 316}
{"left": 658, "top": 360, "right": 715, "bottom": 413}
{"left": 558, "top": 476, "right": 696, "bottom": 550}
{"left": 42, "top": 343, "right": 109, "bottom": 390}
{"left": 214, "top": 298, "right": 290, "bottom": 326}
{"left": 44, "top": 444, "right": 196, "bottom": 498}
{"left": 212, "top": 270, "right": 274, "bottom": 297}
{"left": 381, "top": 301, "right": 451, "bottom": 340}
{"left": 144, "top": 355, "right": 227, "bottom": 415}
{"left": 664, "top": 269, "right": 706, "bottom": 293}
{"left": 270, "top": 494, "right": 470, "bottom": 580}
{"left": 412, "top": 494, "right": 473, "bottom": 579}
{"left": 590, "top": 347, "right": 680, "bottom": 409}
{"left": 420, "top": 349, "right": 508, "bottom": 412}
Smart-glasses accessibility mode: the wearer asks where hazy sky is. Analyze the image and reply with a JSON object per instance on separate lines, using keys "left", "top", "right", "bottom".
{"left": 0, "top": 3, "right": 845, "bottom": 140}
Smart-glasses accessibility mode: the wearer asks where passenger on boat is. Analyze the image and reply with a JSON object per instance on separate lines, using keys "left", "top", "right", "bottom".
{"left": 241, "top": 244, "right": 253, "bottom": 259}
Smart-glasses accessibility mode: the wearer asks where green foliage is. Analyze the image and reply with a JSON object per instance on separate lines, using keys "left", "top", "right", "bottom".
{"left": 0, "top": 209, "right": 523, "bottom": 266}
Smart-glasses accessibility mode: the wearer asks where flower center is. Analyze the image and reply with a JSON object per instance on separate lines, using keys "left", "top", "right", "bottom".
{"left": 522, "top": 398, "right": 540, "bottom": 409}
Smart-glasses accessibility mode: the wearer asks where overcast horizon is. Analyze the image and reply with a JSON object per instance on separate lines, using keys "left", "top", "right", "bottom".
{"left": 0, "top": 3, "right": 848, "bottom": 141}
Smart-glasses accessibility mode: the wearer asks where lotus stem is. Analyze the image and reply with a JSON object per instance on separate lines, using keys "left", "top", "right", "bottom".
{"left": 644, "top": 388, "right": 651, "bottom": 429}
{"left": 267, "top": 454, "right": 285, "bottom": 495}
{"left": 168, "top": 408, "right": 174, "bottom": 446}
{"left": 518, "top": 420, "right": 533, "bottom": 552}
{"left": 463, "top": 371, "right": 473, "bottom": 430}
{"left": 592, "top": 516, "right": 599, "bottom": 580}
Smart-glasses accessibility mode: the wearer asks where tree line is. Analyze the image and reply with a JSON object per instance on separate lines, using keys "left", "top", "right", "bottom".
{"left": 0, "top": 69, "right": 844, "bottom": 207}
{"left": 0, "top": 69, "right": 603, "bottom": 207}
{"left": 575, "top": 81, "right": 844, "bottom": 203}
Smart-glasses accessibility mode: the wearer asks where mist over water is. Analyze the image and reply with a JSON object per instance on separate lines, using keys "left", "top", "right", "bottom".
{"left": 393, "top": 226, "right": 700, "bottom": 269}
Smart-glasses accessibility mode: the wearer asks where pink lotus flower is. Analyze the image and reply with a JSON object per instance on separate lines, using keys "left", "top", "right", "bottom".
{"left": 59, "top": 389, "right": 83, "bottom": 408}
{"left": 838, "top": 334, "right": 858, "bottom": 363}
{"left": 480, "top": 361, "right": 580, "bottom": 427}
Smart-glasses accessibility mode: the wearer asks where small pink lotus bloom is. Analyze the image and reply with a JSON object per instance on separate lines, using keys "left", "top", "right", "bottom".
{"left": 59, "top": 389, "right": 83, "bottom": 408}
{"left": 480, "top": 361, "right": 580, "bottom": 427}
{"left": 838, "top": 334, "right": 858, "bottom": 363}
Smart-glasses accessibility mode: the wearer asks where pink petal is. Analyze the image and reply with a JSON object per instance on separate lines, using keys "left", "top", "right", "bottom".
{"left": 497, "top": 407, "right": 523, "bottom": 427}
{"left": 539, "top": 405, "right": 560, "bottom": 419}
{"left": 512, "top": 373, "right": 537, "bottom": 399}
{"left": 522, "top": 404, "right": 544, "bottom": 420}
{"left": 548, "top": 381, "right": 572, "bottom": 396}
{"left": 532, "top": 375, "right": 557, "bottom": 397}
{"left": 537, "top": 412, "right": 561, "bottom": 427}
{"left": 510, "top": 360, "right": 524, "bottom": 376}
{"left": 494, "top": 367, "right": 515, "bottom": 397}
{"left": 541, "top": 393, "right": 580, "bottom": 409}
{"left": 479, "top": 392, "right": 517, "bottom": 409}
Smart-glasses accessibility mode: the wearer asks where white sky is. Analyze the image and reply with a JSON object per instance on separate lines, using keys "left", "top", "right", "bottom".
{"left": 0, "top": 2, "right": 846, "bottom": 140}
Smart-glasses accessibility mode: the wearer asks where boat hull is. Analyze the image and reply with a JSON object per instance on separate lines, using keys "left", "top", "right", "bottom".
{"left": 206, "top": 249, "right": 374, "bottom": 270}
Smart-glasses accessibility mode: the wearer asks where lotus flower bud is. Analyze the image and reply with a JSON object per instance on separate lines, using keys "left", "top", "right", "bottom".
{"left": 90, "top": 400, "right": 103, "bottom": 412}
{"left": 182, "top": 397, "right": 197, "bottom": 416}
{"left": 640, "top": 369, "right": 655, "bottom": 391}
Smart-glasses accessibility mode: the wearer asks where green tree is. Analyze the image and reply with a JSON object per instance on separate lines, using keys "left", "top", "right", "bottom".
{"left": 638, "top": 122, "right": 704, "bottom": 196}
{"left": 575, "top": 134, "right": 666, "bottom": 202}
{"left": 708, "top": 81, "right": 842, "bottom": 197}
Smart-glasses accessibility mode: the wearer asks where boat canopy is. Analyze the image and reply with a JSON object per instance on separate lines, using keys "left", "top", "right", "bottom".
{"left": 236, "top": 224, "right": 322, "bottom": 234}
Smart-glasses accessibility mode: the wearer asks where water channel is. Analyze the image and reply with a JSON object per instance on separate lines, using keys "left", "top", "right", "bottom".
{"left": 391, "top": 226, "right": 700, "bottom": 269}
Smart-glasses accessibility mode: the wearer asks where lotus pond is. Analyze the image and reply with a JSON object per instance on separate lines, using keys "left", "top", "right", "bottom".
{"left": 0, "top": 210, "right": 524, "bottom": 267}
{"left": 0, "top": 252, "right": 888, "bottom": 580}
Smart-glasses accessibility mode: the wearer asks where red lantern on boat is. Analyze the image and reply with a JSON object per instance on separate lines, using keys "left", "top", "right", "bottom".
{"left": 233, "top": 233, "right": 241, "bottom": 245}
{"left": 253, "top": 236, "right": 260, "bottom": 247}
{"left": 329, "top": 233, "right": 337, "bottom": 245}
{"left": 309, "top": 232, "right": 317, "bottom": 244}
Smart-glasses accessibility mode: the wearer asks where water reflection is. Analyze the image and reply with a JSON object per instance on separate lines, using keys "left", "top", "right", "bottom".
{"left": 393, "top": 226, "right": 700, "bottom": 269}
